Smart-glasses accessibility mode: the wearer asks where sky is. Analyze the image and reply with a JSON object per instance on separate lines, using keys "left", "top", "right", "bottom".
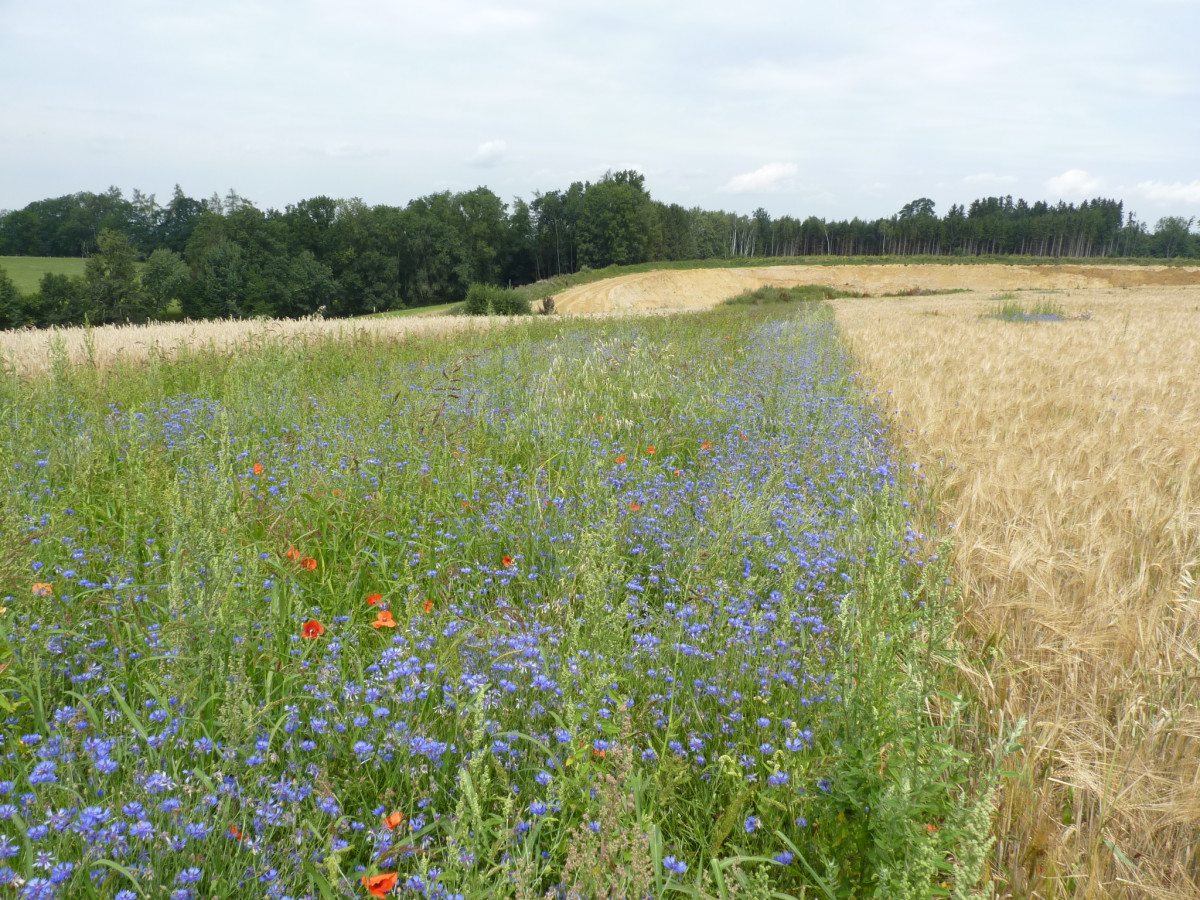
{"left": 2, "top": 0, "right": 1199, "bottom": 225}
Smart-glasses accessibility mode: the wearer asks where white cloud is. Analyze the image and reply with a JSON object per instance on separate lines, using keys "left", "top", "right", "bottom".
{"left": 719, "top": 162, "right": 797, "bottom": 194}
{"left": 963, "top": 172, "right": 1017, "bottom": 185}
{"left": 468, "top": 140, "right": 507, "bottom": 166}
{"left": 1045, "top": 169, "right": 1105, "bottom": 197}
{"left": 1136, "top": 179, "right": 1200, "bottom": 205}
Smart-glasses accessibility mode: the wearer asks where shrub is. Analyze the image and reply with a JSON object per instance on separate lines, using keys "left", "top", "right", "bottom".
{"left": 464, "top": 282, "right": 531, "bottom": 316}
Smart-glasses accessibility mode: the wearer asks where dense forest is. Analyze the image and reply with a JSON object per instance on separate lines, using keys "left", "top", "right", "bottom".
{"left": 0, "top": 172, "right": 1196, "bottom": 328}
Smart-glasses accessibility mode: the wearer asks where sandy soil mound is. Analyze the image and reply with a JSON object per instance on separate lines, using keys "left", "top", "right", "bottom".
{"left": 550, "top": 263, "right": 1200, "bottom": 313}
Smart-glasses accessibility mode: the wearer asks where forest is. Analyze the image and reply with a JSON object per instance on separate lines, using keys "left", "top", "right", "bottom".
{"left": 0, "top": 171, "right": 1196, "bottom": 328}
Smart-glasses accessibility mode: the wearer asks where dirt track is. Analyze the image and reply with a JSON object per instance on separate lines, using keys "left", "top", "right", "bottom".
{"left": 550, "top": 263, "right": 1200, "bottom": 313}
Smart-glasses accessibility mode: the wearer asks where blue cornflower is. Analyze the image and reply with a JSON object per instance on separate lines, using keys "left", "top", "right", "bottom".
{"left": 529, "top": 801, "right": 547, "bottom": 816}
{"left": 773, "top": 851, "right": 794, "bottom": 865}
{"left": 662, "top": 855, "right": 688, "bottom": 875}
{"left": 743, "top": 815, "right": 760, "bottom": 833}
{"left": 175, "top": 867, "right": 202, "bottom": 884}
{"left": 20, "top": 877, "right": 56, "bottom": 899}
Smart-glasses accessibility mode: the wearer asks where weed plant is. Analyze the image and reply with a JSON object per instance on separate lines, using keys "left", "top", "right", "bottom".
{"left": 0, "top": 306, "right": 994, "bottom": 898}
{"left": 987, "top": 294, "right": 1065, "bottom": 322}
{"left": 722, "top": 286, "right": 862, "bottom": 306}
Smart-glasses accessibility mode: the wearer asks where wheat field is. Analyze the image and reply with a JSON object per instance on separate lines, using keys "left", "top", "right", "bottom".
{"left": 834, "top": 287, "right": 1200, "bottom": 899}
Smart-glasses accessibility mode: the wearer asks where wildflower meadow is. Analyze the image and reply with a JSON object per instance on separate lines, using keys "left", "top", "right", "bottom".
{"left": 0, "top": 303, "right": 1000, "bottom": 899}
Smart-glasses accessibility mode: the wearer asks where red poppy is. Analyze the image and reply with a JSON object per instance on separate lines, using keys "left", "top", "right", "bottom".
{"left": 367, "top": 593, "right": 382, "bottom": 606}
{"left": 253, "top": 462, "right": 263, "bottom": 475}
{"left": 31, "top": 582, "right": 53, "bottom": 597}
{"left": 372, "top": 610, "right": 397, "bottom": 629}
{"left": 926, "top": 823, "right": 938, "bottom": 834}
{"left": 700, "top": 441, "right": 712, "bottom": 451}
{"left": 628, "top": 501, "right": 641, "bottom": 512}
{"left": 646, "top": 445, "right": 656, "bottom": 455}
{"left": 300, "top": 557, "right": 318, "bottom": 572}
{"left": 740, "top": 431, "right": 748, "bottom": 442}
{"left": 673, "top": 469, "right": 682, "bottom": 477}
{"left": 615, "top": 454, "right": 626, "bottom": 464}
{"left": 286, "top": 546, "right": 300, "bottom": 560}
{"left": 229, "top": 824, "right": 244, "bottom": 840}
{"left": 384, "top": 810, "right": 405, "bottom": 830}
{"left": 422, "top": 598, "right": 434, "bottom": 614}
{"left": 362, "top": 872, "right": 399, "bottom": 897}
{"left": 301, "top": 619, "right": 326, "bottom": 639}
{"left": 502, "top": 555, "right": 513, "bottom": 567}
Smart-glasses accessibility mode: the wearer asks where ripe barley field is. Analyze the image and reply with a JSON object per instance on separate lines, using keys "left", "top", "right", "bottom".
{"left": 834, "top": 287, "right": 1200, "bottom": 899}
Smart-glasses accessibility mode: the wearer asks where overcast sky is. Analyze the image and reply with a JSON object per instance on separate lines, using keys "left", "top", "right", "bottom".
{"left": 2, "top": 0, "right": 1198, "bottom": 224}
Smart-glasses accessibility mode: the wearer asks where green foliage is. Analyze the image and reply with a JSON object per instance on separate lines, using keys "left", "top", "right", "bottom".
{"left": 463, "top": 281, "right": 530, "bottom": 316}
{"left": 33, "top": 271, "right": 90, "bottom": 327}
{"left": 85, "top": 229, "right": 151, "bottom": 323}
{"left": 0, "top": 265, "right": 19, "bottom": 330}
{"left": 577, "top": 170, "right": 657, "bottom": 268}
{"left": 141, "top": 248, "right": 190, "bottom": 319}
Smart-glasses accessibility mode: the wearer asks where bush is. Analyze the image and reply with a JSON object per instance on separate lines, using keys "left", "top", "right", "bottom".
{"left": 464, "top": 282, "right": 531, "bottom": 316}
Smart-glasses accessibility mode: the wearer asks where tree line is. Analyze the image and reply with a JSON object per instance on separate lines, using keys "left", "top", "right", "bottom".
{"left": 0, "top": 173, "right": 1196, "bottom": 329}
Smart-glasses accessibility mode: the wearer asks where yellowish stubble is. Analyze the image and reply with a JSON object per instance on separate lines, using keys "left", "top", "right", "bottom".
{"left": 834, "top": 288, "right": 1200, "bottom": 899}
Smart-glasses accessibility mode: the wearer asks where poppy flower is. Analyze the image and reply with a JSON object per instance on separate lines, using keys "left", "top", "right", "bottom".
{"left": 366, "top": 593, "right": 382, "bottom": 606}
{"left": 615, "top": 454, "right": 626, "bottom": 464}
{"left": 371, "top": 610, "right": 397, "bottom": 629}
{"left": 286, "top": 546, "right": 300, "bottom": 560}
{"left": 422, "top": 598, "right": 433, "bottom": 614}
{"left": 384, "top": 810, "right": 405, "bottom": 830}
{"left": 253, "top": 463, "right": 263, "bottom": 475}
{"left": 31, "top": 582, "right": 53, "bottom": 597}
{"left": 300, "top": 557, "right": 318, "bottom": 572}
{"left": 502, "top": 555, "right": 513, "bottom": 567}
{"left": 646, "top": 445, "right": 656, "bottom": 455}
{"left": 628, "top": 501, "right": 641, "bottom": 512}
{"left": 673, "top": 469, "right": 682, "bottom": 477}
{"left": 701, "top": 441, "right": 712, "bottom": 451}
{"left": 362, "top": 872, "right": 398, "bottom": 897}
{"left": 301, "top": 619, "right": 326, "bottom": 639}
{"left": 229, "top": 825, "right": 244, "bottom": 840}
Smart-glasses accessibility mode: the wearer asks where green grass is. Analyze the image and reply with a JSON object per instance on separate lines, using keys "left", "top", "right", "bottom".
{"left": 0, "top": 255, "right": 87, "bottom": 293}
{"left": 988, "top": 293, "right": 1066, "bottom": 321}
{"left": 723, "top": 284, "right": 864, "bottom": 306}
{"left": 360, "top": 301, "right": 463, "bottom": 319}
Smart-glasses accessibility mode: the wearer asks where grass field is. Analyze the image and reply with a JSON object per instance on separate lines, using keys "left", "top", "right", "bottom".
{"left": 362, "top": 301, "right": 463, "bottom": 318}
{"left": 834, "top": 291, "right": 1200, "bottom": 898}
{"left": 0, "top": 303, "right": 996, "bottom": 898}
{"left": 0, "top": 256, "right": 88, "bottom": 294}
